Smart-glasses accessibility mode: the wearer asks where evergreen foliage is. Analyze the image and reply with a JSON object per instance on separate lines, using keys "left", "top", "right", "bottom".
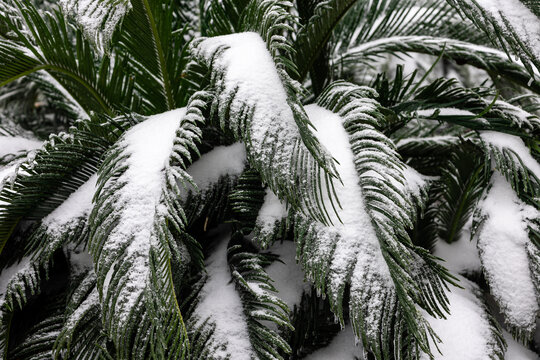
{"left": 0, "top": 0, "right": 539, "bottom": 359}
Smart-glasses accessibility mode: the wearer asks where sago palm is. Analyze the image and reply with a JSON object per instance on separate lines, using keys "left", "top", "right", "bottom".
{"left": 0, "top": 0, "right": 539, "bottom": 359}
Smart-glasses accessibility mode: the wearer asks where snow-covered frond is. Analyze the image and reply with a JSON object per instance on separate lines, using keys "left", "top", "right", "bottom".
{"left": 479, "top": 131, "right": 540, "bottom": 198}
{"left": 473, "top": 172, "right": 540, "bottom": 341}
{"left": 447, "top": 0, "right": 540, "bottom": 79}
{"left": 334, "top": 35, "right": 540, "bottom": 94}
{"left": 229, "top": 168, "right": 267, "bottom": 234}
{"left": 190, "top": 32, "right": 338, "bottom": 225}
{"left": 0, "top": 117, "right": 119, "bottom": 257}
{"left": 0, "top": 1, "right": 135, "bottom": 116}
{"left": 88, "top": 108, "right": 201, "bottom": 358}
{"left": 420, "top": 276, "right": 506, "bottom": 360}
{"left": 227, "top": 234, "right": 293, "bottom": 359}
{"left": 252, "top": 189, "right": 289, "bottom": 249}
{"left": 0, "top": 256, "right": 53, "bottom": 358}
{"left": 240, "top": 0, "right": 299, "bottom": 78}
{"left": 60, "top": 0, "right": 132, "bottom": 53}
{"left": 54, "top": 271, "right": 107, "bottom": 359}
{"left": 25, "top": 174, "right": 96, "bottom": 260}
{"left": 290, "top": 82, "right": 453, "bottom": 359}
{"left": 397, "top": 78, "right": 540, "bottom": 138}
{"left": 192, "top": 231, "right": 292, "bottom": 360}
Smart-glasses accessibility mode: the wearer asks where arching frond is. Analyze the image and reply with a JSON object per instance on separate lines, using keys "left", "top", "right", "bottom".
{"left": 89, "top": 108, "right": 201, "bottom": 359}
{"left": 190, "top": 32, "right": 338, "bottom": 224}
{"left": 473, "top": 172, "right": 540, "bottom": 342}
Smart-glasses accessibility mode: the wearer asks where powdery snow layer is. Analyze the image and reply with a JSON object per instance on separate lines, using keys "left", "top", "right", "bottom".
{"left": 0, "top": 257, "right": 31, "bottom": 300}
{"left": 434, "top": 217, "right": 482, "bottom": 274}
{"left": 480, "top": 131, "right": 540, "bottom": 180}
{"left": 99, "top": 108, "right": 184, "bottom": 326}
{"left": 475, "top": 172, "right": 539, "bottom": 332}
{"left": 60, "top": 0, "right": 132, "bottom": 52}
{"left": 305, "top": 104, "right": 391, "bottom": 297}
{"left": 0, "top": 136, "right": 42, "bottom": 158}
{"left": 265, "top": 241, "right": 309, "bottom": 310}
{"left": 420, "top": 277, "right": 502, "bottom": 360}
{"left": 255, "top": 188, "right": 288, "bottom": 236}
{"left": 42, "top": 174, "right": 97, "bottom": 237}
{"left": 304, "top": 325, "right": 363, "bottom": 360}
{"left": 474, "top": 0, "right": 540, "bottom": 63}
{"left": 182, "top": 143, "right": 246, "bottom": 198}
{"left": 194, "top": 231, "right": 254, "bottom": 359}
{"left": 504, "top": 331, "right": 540, "bottom": 360}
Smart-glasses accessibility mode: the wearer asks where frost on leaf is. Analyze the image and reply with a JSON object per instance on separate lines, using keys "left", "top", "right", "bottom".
{"left": 60, "top": 0, "right": 132, "bottom": 53}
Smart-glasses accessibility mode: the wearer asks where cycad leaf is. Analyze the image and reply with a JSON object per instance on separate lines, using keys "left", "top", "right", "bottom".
{"left": 60, "top": 0, "right": 132, "bottom": 53}
{"left": 292, "top": 81, "right": 452, "bottom": 359}
{"left": 190, "top": 32, "right": 337, "bottom": 224}
{"left": 473, "top": 172, "right": 540, "bottom": 341}
{"left": 447, "top": 0, "right": 540, "bottom": 78}
{"left": 89, "top": 108, "right": 202, "bottom": 359}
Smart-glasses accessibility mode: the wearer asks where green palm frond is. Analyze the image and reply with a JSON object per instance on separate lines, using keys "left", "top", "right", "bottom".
{"left": 189, "top": 32, "right": 338, "bottom": 225}
{"left": 334, "top": 36, "right": 540, "bottom": 94}
{"left": 447, "top": 0, "right": 540, "bottom": 78}
{"left": 88, "top": 108, "right": 202, "bottom": 359}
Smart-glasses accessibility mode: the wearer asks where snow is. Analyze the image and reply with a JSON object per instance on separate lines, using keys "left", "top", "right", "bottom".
{"left": 416, "top": 108, "right": 477, "bottom": 117}
{"left": 265, "top": 241, "right": 310, "bottom": 310}
{"left": 0, "top": 257, "right": 31, "bottom": 301}
{"left": 480, "top": 131, "right": 540, "bottom": 181}
{"left": 0, "top": 136, "right": 42, "bottom": 159}
{"left": 305, "top": 104, "right": 391, "bottom": 304}
{"left": 420, "top": 276, "right": 502, "bottom": 360}
{"left": 255, "top": 188, "right": 288, "bottom": 236}
{"left": 474, "top": 0, "right": 540, "bottom": 64}
{"left": 476, "top": 172, "right": 539, "bottom": 333}
{"left": 60, "top": 0, "right": 132, "bottom": 53}
{"left": 99, "top": 108, "right": 184, "bottom": 325}
{"left": 65, "top": 243, "right": 94, "bottom": 275}
{"left": 194, "top": 231, "right": 254, "bottom": 359}
{"left": 304, "top": 325, "right": 363, "bottom": 360}
{"left": 504, "top": 331, "right": 540, "bottom": 360}
{"left": 182, "top": 143, "right": 246, "bottom": 197}
{"left": 42, "top": 174, "right": 97, "bottom": 237}
{"left": 434, "top": 217, "right": 482, "bottom": 274}
{"left": 194, "top": 33, "right": 333, "bottom": 220}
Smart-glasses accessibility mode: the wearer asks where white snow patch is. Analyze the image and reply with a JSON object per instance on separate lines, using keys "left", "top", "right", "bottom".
{"left": 182, "top": 143, "right": 246, "bottom": 197}
{"left": 0, "top": 257, "right": 31, "bottom": 300}
{"left": 434, "top": 217, "right": 482, "bottom": 274}
{"left": 304, "top": 325, "right": 363, "bottom": 360}
{"left": 476, "top": 172, "right": 539, "bottom": 331}
{"left": 0, "top": 136, "right": 42, "bottom": 158}
{"left": 420, "top": 277, "right": 499, "bottom": 360}
{"left": 194, "top": 232, "right": 254, "bottom": 359}
{"left": 256, "top": 189, "right": 288, "bottom": 235}
{"left": 265, "top": 241, "right": 309, "bottom": 310}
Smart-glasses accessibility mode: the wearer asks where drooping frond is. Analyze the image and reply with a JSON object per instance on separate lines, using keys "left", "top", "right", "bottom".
{"left": 473, "top": 172, "right": 540, "bottom": 341}
{"left": 447, "top": 0, "right": 540, "bottom": 78}
{"left": 479, "top": 131, "right": 540, "bottom": 198}
{"left": 89, "top": 108, "right": 202, "bottom": 359}
{"left": 190, "top": 32, "right": 338, "bottom": 224}
{"left": 54, "top": 271, "right": 107, "bottom": 359}
{"left": 289, "top": 81, "right": 454, "bottom": 359}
